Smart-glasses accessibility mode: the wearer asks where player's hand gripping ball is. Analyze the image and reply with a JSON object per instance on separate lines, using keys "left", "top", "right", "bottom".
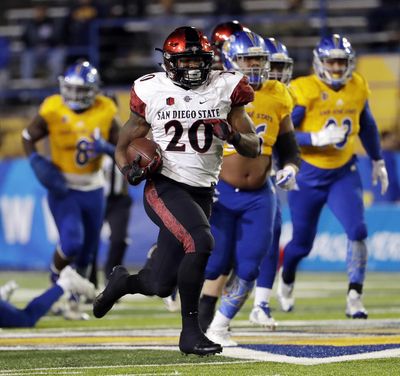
{"left": 123, "top": 138, "right": 163, "bottom": 185}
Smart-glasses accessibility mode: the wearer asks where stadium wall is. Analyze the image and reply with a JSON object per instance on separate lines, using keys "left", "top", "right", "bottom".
{"left": 0, "top": 157, "right": 399, "bottom": 271}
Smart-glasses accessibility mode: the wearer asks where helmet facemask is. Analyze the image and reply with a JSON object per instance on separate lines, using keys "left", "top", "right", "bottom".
{"left": 59, "top": 78, "right": 98, "bottom": 111}
{"left": 269, "top": 55, "right": 293, "bottom": 85}
{"left": 232, "top": 51, "right": 270, "bottom": 87}
{"left": 164, "top": 52, "right": 213, "bottom": 89}
{"left": 59, "top": 61, "right": 100, "bottom": 111}
{"left": 222, "top": 31, "right": 270, "bottom": 88}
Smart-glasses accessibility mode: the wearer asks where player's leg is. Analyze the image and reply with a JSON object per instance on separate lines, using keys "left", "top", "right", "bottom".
{"left": 144, "top": 243, "right": 181, "bottom": 313}
{"left": 93, "top": 176, "right": 222, "bottom": 355}
{"left": 65, "top": 189, "right": 105, "bottom": 319}
{"left": 279, "top": 183, "right": 326, "bottom": 311}
{"left": 1, "top": 283, "right": 62, "bottom": 328}
{"left": 251, "top": 194, "right": 281, "bottom": 328}
{"left": 47, "top": 190, "right": 85, "bottom": 282}
{"left": 327, "top": 166, "right": 368, "bottom": 318}
{"left": 0, "top": 280, "right": 18, "bottom": 302}
{"left": 198, "top": 275, "right": 228, "bottom": 332}
{"left": 75, "top": 188, "right": 105, "bottom": 277}
{"left": 207, "top": 181, "right": 275, "bottom": 345}
{"left": 142, "top": 177, "right": 221, "bottom": 354}
{"left": 200, "top": 189, "right": 237, "bottom": 332}
{"left": 1, "top": 267, "right": 95, "bottom": 328}
{"left": 104, "top": 195, "right": 132, "bottom": 281}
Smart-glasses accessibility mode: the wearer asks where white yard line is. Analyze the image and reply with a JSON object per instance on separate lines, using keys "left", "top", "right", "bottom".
{"left": 0, "top": 358, "right": 255, "bottom": 374}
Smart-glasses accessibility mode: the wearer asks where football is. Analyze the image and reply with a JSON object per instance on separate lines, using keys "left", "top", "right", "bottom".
{"left": 126, "top": 138, "right": 162, "bottom": 170}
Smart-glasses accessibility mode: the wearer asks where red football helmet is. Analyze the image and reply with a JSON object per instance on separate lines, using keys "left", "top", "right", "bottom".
{"left": 210, "top": 21, "right": 247, "bottom": 69}
{"left": 162, "top": 26, "right": 214, "bottom": 89}
{"left": 210, "top": 21, "right": 246, "bottom": 48}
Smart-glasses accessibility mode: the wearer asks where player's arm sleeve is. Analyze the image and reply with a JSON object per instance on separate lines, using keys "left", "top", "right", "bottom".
{"left": 130, "top": 84, "right": 147, "bottom": 119}
{"left": 230, "top": 76, "right": 255, "bottom": 106}
{"left": 275, "top": 116, "right": 301, "bottom": 170}
{"left": 291, "top": 105, "right": 313, "bottom": 146}
{"left": 359, "top": 101, "right": 383, "bottom": 160}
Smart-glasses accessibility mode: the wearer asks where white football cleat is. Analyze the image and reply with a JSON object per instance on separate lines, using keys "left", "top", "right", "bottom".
{"left": 162, "top": 290, "right": 181, "bottom": 312}
{"left": 57, "top": 266, "right": 96, "bottom": 301}
{"left": 249, "top": 302, "right": 277, "bottom": 330}
{"left": 0, "top": 280, "right": 18, "bottom": 302}
{"left": 346, "top": 289, "right": 368, "bottom": 319}
{"left": 206, "top": 326, "right": 237, "bottom": 347}
{"left": 277, "top": 268, "right": 295, "bottom": 312}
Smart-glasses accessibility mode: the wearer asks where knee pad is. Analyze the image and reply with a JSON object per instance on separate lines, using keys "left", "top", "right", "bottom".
{"left": 290, "top": 225, "right": 315, "bottom": 258}
{"left": 347, "top": 222, "right": 368, "bottom": 241}
{"left": 61, "top": 238, "right": 84, "bottom": 260}
{"left": 204, "top": 253, "right": 231, "bottom": 280}
{"left": 191, "top": 227, "right": 214, "bottom": 255}
{"left": 236, "top": 260, "right": 260, "bottom": 282}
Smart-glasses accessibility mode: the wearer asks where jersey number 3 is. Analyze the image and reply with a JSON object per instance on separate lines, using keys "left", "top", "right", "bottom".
{"left": 325, "top": 117, "right": 352, "bottom": 149}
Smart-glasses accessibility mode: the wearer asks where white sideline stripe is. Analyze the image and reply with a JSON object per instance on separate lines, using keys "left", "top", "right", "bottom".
{"left": 0, "top": 344, "right": 399, "bottom": 366}
{"left": 222, "top": 347, "right": 400, "bottom": 365}
{"left": 2, "top": 318, "right": 400, "bottom": 339}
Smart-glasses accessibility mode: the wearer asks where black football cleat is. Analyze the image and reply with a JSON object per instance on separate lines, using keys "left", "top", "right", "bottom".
{"left": 93, "top": 265, "right": 129, "bottom": 318}
{"left": 179, "top": 331, "right": 222, "bottom": 356}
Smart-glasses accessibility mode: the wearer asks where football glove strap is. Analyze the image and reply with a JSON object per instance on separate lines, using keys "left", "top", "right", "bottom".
{"left": 29, "top": 152, "right": 68, "bottom": 198}
{"left": 121, "top": 155, "right": 146, "bottom": 186}
{"left": 372, "top": 159, "right": 389, "bottom": 195}
{"left": 311, "top": 126, "right": 347, "bottom": 147}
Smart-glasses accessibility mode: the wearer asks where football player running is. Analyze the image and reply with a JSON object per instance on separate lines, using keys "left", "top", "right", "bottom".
{"left": 92, "top": 26, "right": 260, "bottom": 356}
{"left": 204, "top": 31, "right": 300, "bottom": 346}
{"left": 278, "top": 34, "right": 388, "bottom": 319}
{"left": 22, "top": 61, "right": 120, "bottom": 319}
{"left": 249, "top": 38, "right": 294, "bottom": 329}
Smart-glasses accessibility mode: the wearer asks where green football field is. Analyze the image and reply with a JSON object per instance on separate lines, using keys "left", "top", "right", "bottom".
{"left": 1, "top": 271, "right": 399, "bottom": 375}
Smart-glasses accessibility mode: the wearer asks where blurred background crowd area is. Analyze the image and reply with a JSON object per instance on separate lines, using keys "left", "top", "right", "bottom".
{"left": 0, "top": 0, "right": 399, "bottom": 159}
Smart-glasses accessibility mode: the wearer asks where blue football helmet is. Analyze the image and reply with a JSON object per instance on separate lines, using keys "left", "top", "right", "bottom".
{"left": 59, "top": 61, "right": 100, "bottom": 111}
{"left": 313, "top": 34, "right": 355, "bottom": 88}
{"left": 222, "top": 30, "right": 270, "bottom": 87}
{"left": 264, "top": 38, "right": 293, "bottom": 85}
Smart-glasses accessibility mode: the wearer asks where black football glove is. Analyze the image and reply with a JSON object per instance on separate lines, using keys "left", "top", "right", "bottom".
{"left": 121, "top": 153, "right": 163, "bottom": 186}
{"left": 204, "top": 118, "right": 241, "bottom": 146}
{"left": 121, "top": 155, "right": 146, "bottom": 186}
{"left": 204, "top": 119, "right": 234, "bottom": 141}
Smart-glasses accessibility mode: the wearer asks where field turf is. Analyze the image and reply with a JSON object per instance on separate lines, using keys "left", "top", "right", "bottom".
{"left": 0, "top": 271, "right": 399, "bottom": 375}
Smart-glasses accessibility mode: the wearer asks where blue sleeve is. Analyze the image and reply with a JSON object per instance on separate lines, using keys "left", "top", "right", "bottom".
{"left": 291, "top": 105, "right": 306, "bottom": 128}
{"left": 295, "top": 131, "right": 312, "bottom": 146}
{"left": 358, "top": 101, "right": 382, "bottom": 161}
{"left": 291, "top": 105, "right": 313, "bottom": 146}
{"left": 29, "top": 153, "right": 68, "bottom": 197}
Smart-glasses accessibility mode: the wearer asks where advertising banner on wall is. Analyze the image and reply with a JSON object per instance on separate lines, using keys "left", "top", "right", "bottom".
{"left": 0, "top": 158, "right": 399, "bottom": 271}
